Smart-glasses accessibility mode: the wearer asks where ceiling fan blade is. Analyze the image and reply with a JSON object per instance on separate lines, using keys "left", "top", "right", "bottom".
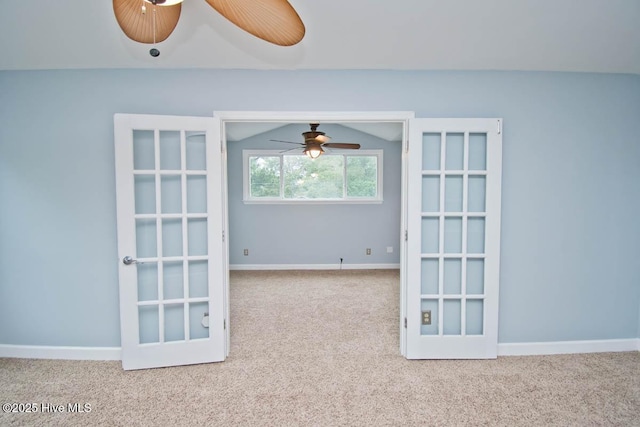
{"left": 204, "top": 0, "right": 305, "bottom": 46}
{"left": 322, "top": 143, "right": 361, "bottom": 149}
{"left": 113, "top": 0, "right": 181, "bottom": 43}
{"left": 270, "top": 139, "right": 304, "bottom": 145}
{"left": 280, "top": 147, "right": 303, "bottom": 154}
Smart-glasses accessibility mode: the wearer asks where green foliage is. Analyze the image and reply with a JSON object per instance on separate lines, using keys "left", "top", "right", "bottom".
{"left": 249, "top": 154, "right": 378, "bottom": 200}
{"left": 284, "top": 155, "right": 343, "bottom": 199}
{"left": 347, "top": 156, "right": 377, "bottom": 197}
{"left": 249, "top": 156, "right": 280, "bottom": 197}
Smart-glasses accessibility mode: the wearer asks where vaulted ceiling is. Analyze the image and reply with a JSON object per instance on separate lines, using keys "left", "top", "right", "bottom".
{"left": 1, "top": 0, "right": 638, "bottom": 74}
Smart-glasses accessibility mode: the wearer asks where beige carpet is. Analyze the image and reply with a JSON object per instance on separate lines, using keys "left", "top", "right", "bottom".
{"left": 1, "top": 269, "right": 639, "bottom": 426}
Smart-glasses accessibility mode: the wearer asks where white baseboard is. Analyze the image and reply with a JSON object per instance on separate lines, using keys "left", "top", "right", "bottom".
{"left": 230, "top": 263, "right": 400, "bottom": 271}
{"left": 0, "top": 345, "right": 121, "bottom": 361}
{"left": 2, "top": 339, "right": 637, "bottom": 363}
{"left": 498, "top": 338, "right": 640, "bottom": 356}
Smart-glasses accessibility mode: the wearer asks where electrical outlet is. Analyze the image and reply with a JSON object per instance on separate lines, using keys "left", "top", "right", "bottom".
{"left": 243, "top": 249, "right": 249, "bottom": 256}
{"left": 386, "top": 246, "right": 393, "bottom": 253}
{"left": 421, "top": 310, "right": 432, "bottom": 325}
{"left": 366, "top": 248, "right": 371, "bottom": 255}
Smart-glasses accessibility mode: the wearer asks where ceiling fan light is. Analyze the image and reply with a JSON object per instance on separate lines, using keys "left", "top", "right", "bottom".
{"left": 304, "top": 146, "right": 324, "bottom": 159}
{"left": 144, "top": 0, "right": 184, "bottom": 6}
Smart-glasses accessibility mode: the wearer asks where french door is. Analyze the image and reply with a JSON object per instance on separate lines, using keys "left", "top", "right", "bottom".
{"left": 114, "top": 114, "right": 227, "bottom": 370}
{"left": 406, "top": 119, "right": 502, "bottom": 359}
{"left": 113, "top": 111, "right": 501, "bottom": 367}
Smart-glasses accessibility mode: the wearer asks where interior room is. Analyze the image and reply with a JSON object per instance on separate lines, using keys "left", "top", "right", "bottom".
{"left": 225, "top": 122, "right": 403, "bottom": 269}
{"left": 1, "top": 1, "right": 639, "bottom": 425}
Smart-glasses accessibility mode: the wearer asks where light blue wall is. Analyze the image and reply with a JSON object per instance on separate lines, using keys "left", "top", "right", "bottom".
{"left": 1, "top": 69, "right": 639, "bottom": 347}
{"left": 227, "top": 123, "right": 402, "bottom": 266}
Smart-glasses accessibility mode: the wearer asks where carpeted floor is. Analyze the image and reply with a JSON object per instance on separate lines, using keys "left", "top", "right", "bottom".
{"left": 1, "top": 270, "right": 639, "bottom": 426}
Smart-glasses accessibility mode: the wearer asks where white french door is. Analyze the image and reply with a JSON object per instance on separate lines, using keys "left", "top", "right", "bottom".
{"left": 114, "top": 114, "right": 227, "bottom": 370}
{"left": 406, "top": 119, "right": 502, "bottom": 359}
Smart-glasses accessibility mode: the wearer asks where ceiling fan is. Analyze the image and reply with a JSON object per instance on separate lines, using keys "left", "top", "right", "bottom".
{"left": 113, "top": 0, "right": 305, "bottom": 56}
{"left": 270, "top": 124, "right": 361, "bottom": 159}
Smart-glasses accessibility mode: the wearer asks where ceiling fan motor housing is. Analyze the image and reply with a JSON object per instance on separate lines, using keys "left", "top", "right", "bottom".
{"left": 303, "top": 130, "right": 325, "bottom": 143}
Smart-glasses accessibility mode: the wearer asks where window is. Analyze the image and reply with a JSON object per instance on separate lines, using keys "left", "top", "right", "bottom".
{"left": 243, "top": 150, "right": 383, "bottom": 203}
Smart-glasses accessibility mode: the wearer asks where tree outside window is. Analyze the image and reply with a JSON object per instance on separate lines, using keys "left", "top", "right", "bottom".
{"left": 244, "top": 150, "right": 382, "bottom": 203}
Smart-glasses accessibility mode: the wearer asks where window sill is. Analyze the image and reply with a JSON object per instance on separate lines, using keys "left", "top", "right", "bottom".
{"left": 243, "top": 199, "right": 383, "bottom": 205}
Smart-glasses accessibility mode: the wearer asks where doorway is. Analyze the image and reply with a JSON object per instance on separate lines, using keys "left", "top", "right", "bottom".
{"left": 113, "top": 112, "right": 502, "bottom": 369}
{"left": 215, "top": 111, "right": 414, "bottom": 356}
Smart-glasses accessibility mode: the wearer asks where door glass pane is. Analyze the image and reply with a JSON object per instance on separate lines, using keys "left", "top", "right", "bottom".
{"left": 162, "top": 219, "right": 183, "bottom": 257}
{"left": 420, "top": 299, "right": 439, "bottom": 336}
{"left": 163, "top": 261, "right": 184, "bottom": 300}
{"left": 468, "top": 176, "right": 486, "bottom": 212}
{"left": 422, "top": 133, "right": 441, "bottom": 170}
{"left": 467, "top": 259, "right": 485, "bottom": 294}
{"left": 467, "top": 218, "right": 486, "bottom": 254}
{"left": 188, "top": 219, "right": 208, "bottom": 256}
{"left": 466, "top": 299, "right": 484, "bottom": 335}
{"left": 133, "top": 130, "right": 155, "bottom": 170}
{"left": 164, "top": 304, "right": 185, "bottom": 342}
{"left": 443, "top": 299, "right": 462, "bottom": 335}
{"left": 444, "top": 176, "right": 463, "bottom": 212}
{"left": 161, "top": 175, "right": 182, "bottom": 214}
{"left": 445, "top": 133, "right": 464, "bottom": 170}
{"left": 421, "top": 176, "right": 439, "bottom": 212}
{"left": 421, "top": 259, "right": 438, "bottom": 295}
{"left": 189, "top": 302, "right": 210, "bottom": 340}
{"left": 160, "top": 131, "right": 181, "bottom": 170}
{"left": 189, "top": 260, "right": 208, "bottom": 298}
{"left": 444, "top": 218, "right": 462, "bottom": 253}
{"left": 137, "top": 263, "right": 158, "bottom": 302}
{"left": 186, "top": 132, "right": 206, "bottom": 171}
{"left": 421, "top": 218, "right": 439, "bottom": 254}
{"left": 134, "top": 175, "right": 156, "bottom": 214}
{"left": 469, "top": 133, "right": 487, "bottom": 170}
{"left": 139, "top": 305, "right": 159, "bottom": 344}
{"left": 136, "top": 219, "right": 157, "bottom": 258}
{"left": 187, "top": 175, "right": 207, "bottom": 213}
{"left": 443, "top": 259, "right": 462, "bottom": 295}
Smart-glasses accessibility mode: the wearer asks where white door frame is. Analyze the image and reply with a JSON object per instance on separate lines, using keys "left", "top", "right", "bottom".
{"left": 214, "top": 111, "right": 415, "bottom": 356}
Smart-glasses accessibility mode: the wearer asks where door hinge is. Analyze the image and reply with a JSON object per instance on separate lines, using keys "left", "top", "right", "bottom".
{"left": 222, "top": 231, "right": 225, "bottom": 243}
{"left": 497, "top": 119, "right": 502, "bottom": 135}
{"left": 404, "top": 317, "right": 407, "bottom": 328}
{"left": 223, "top": 319, "right": 226, "bottom": 330}
{"left": 404, "top": 230, "right": 408, "bottom": 241}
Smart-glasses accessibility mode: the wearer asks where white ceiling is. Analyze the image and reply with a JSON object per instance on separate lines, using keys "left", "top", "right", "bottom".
{"left": 1, "top": 0, "right": 639, "bottom": 74}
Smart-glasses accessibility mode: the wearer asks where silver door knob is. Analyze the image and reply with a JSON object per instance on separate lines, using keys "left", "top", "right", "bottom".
{"left": 122, "top": 256, "right": 141, "bottom": 265}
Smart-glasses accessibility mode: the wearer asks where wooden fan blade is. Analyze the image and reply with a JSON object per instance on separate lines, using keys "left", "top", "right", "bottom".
{"left": 322, "top": 143, "right": 361, "bottom": 149}
{"left": 280, "top": 147, "right": 303, "bottom": 154}
{"left": 113, "top": 0, "right": 181, "bottom": 44}
{"left": 204, "top": 0, "right": 305, "bottom": 46}
{"left": 270, "top": 139, "right": 304, "bottom": 145}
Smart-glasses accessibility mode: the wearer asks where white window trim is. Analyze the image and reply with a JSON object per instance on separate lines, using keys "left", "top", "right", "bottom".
{"left": 242, "top": 149, "right": 384, "bottom": 204}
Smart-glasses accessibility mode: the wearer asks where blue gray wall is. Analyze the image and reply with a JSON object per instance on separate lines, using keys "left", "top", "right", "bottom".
{"left": 227, "top": 123, "right": 402, "bottom": 266}
{"left": 1, "top": 69, "right": 639, "bottom": 347}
